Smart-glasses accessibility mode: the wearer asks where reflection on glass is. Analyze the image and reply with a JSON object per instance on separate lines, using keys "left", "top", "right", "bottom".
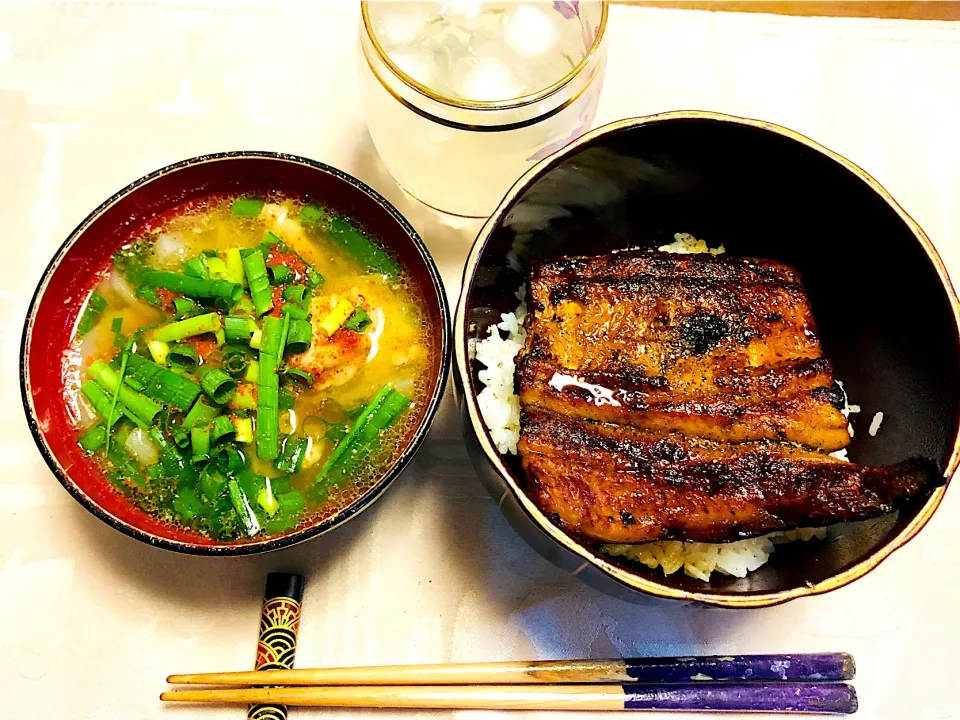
{"left": 360, "top": 1, "right": 608, "bottom": 218}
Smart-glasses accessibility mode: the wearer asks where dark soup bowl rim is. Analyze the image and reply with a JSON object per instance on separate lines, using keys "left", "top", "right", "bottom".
{"left": 454, "top": 110, "right": 960, "bottom": 608}
{"left": 21, "top": 150, "right": 451, "bottom": 556}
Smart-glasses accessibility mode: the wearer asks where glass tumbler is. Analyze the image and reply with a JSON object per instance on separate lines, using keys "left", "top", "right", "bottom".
{"left": 359, "top": 1, "right": 608, "bottom": 218}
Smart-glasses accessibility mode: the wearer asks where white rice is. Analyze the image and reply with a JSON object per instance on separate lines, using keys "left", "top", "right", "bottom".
{"left": 474, "top": 286, "right": 527, "bottom": 455}
{"left": 869, "top": 411, "right": 884, "bottom": 437}
{"left": 658, "top": 232, "right": 726, "bottom": 255}
{"left": 471, "top": 234, "right": 848, "bottom": 580}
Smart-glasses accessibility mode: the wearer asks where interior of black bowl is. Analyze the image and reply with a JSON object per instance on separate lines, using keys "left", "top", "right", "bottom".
{"left": 464, "top": 117, "right": 959, "bottom": 596}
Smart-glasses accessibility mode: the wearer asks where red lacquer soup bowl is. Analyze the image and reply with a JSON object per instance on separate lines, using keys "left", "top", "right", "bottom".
{"left": 21, "top": 152, "right": 450, "bottom": 555}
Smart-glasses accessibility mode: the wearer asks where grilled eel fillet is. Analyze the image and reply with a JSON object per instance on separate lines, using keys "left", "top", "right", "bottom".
{"left": 519, "top": 410, "right": 941, "bottom": 544}
{"left": 516, "top": 251, "right": 942, "bottom": 543}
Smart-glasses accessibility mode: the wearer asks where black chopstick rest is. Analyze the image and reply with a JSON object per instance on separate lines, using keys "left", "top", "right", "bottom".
{"left": 248, "top": 572, "right": 305, "bottom": 720}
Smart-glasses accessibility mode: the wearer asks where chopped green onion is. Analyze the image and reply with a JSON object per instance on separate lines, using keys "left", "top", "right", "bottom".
{"left": 232, "top": 416, "right": 254, "bottom": 444}
{"left": 222, "top": 347, "right": 253, "bottom": 377}
{"left": 225, "top": 248, "right": 246, "bottom": 286}
{"left": 285, "top": 319, "right": 312, "bottom": 353}
{"left": 260, "top": 316, "right": 287, "bottom": 356}
{"left": 267, "top": 265, "right": 291, "bottom": 285}
{"left": 277, "top": 491, "right": 306, "bottom": 516}
{"left": 173, "top": 297, "right": 198, "bottom": 319}
{"left": 146, "top": 339, "right": 170, "bottom": 365}
{"left": 256, "top": 482, "right": 280, "bottom": 517}
{"left": 76, "top": 291, "right": 109, "bottom": 337}
{"left": 224, "top": 316, "right": 255, "bottom": 343}
{"left": 271, "top": 476, "right": 293, "bottom": 494}
{"left": 81, "top": 380, "right": 141, "bottom": 429}
{"left": 135, "top": 285, "right": 162, "bottom": 307}
{"left": 87, "top": 359, "right": 161, "bottom": 428}
{"left": 232, "top": 296, "right": 255, "bottom": 316}
{"left": 172, "top": 430, "right": 190, "bottom": 449}
{"left": 191, "top": 424, "right": 211, "bottom": 459}
{"left": 255, "top": 406, "right": 279, "bottom": 461}
{"left": 242, "top": 250, "right": 273, "bottom": 316}
{"left": 319, "top": 301, "right": 354, "bottom": 337}
{"left": 205, "top": 257, "right": 228, "bottom": 280}
{"left": 167, "top": 343, "right": 199, "bottom": 368}
{"left": 140, "top": 270, "right": 241, "bottom": 303}
{"left": 249, "top": 329, "right": 263, "bottom": 350}
{"left": 232, "top": 197, "right": 265, "bottom": 217}
{"left": 151, "top": 312, "right": 222, "bottom": 343}
{"left": 172, "top": 486, "right": 204, "bottom": 523}
{"left": 227, "top": 478, "right": 261, "bottom": 537}
{"left": 324, "top": 423, "right": 348, "bottom": 444}
{"left": 283, "top": 285, "right": 309, "bottom": 306}
{"left": 78, "top": 424, "right": 107, "bottom": 453}
{"left": 310, "top": 213, "right": 398, "bottom": 277}
{"left": 343, "top": 307, "right": 372, "bottom": 333}
{"left": 183, "top": 398, "right": 219, "bottom": 430}
{"left": 281, "top": 304, "right": 308, "bottom": 321}
{"left": 198, "top": 465, "right": 228, "bottom": 502}
{"left": 244, "top": 360, "right": 260, "bottom": 383}
{"left": 345, "top": 404, "right": 365, "bottom": 420}
{"left": 237, "top": 470, "right": 267, "bottom": 500}
{"left": 255, "top": 316, "right": 288, "bottom": 460}
{"left": 299, "top": 204, "right": 326, "bottom": 223}
{"left": 199, "top": 366, "right": 238, "bottom": 405}
{"left": 183, "top": 257, "right": 208, "bottom": 279}
{"left": 229, "top": 383, "right": 257, "bottom": 410}
{"left": 318, "top": 386, "right": 409, "bottom": 484}
{"left": 281, "top": 367, "right": 314, "bottom": 390}
{"left": 110, "top": 317, "right": 123, "bottom": 333}
{"left": 317, "top": 385, "right": 391, "bottom": 480}
{"left": 104, "top": 346, "right": 130, "bottom": 452}
{"left": 149, "top": 426, "right": 191, "bottom": 478}
{"left": 275, "top": 436, "right": 307, "bottom": 474}
{"left": 214, "top": 328, "right": 226, "bottom": 346}
{"left": 211, "top": 414, "right": 237, "bottom": 444}
{"left": 216, "top": 447, "right": 246, "bottom": 474}
{"left": 262, "top": 231, "right": 282, "bottom": 247}
{"left": 306, "top": 268, "right": 323, "bottom": 288}
{"left": 123, "top": 355, "right": 203, "bottom": 411}
{"left": 278, "top": 389, "right": 296, "bottom": 410}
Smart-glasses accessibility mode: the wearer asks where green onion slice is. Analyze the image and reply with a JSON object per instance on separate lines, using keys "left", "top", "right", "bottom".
{"left": 199, "top": 367, "right": 238, "bottom": 405}
{"left": 231, "top": 197, "right": 264, "bottom": 217}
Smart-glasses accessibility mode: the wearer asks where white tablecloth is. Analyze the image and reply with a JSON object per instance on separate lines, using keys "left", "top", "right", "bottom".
{"left": 2, "top": 2, "right": 959, "bottom": 718}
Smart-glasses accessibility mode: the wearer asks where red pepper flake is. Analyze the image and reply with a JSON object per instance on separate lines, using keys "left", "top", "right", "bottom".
{"left": 155, "top": 288, "right": 177, "bottom": 312}
{"left": 266, "top": 286, "right": 285, "bottom": 318}
{"left": 266, "top": 247, "right": 307, "bottom": 280}
{"left": 184, "top": 335, "right": 217, "bottom": 359}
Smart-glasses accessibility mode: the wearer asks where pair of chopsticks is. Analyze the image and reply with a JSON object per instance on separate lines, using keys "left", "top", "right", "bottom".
{"left": 163, "top": 653, "right": 857, "bottom": 714}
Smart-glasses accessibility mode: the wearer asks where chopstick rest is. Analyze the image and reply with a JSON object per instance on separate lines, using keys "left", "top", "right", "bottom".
{"left": 248, "top": 572, "right": 304, "bottom": 720}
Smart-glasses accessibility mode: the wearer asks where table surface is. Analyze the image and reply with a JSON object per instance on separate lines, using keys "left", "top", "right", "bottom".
{"left": 2, "top": 3, "right": 959, "bottom": 719}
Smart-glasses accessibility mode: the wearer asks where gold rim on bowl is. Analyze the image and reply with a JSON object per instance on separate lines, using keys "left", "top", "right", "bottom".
{"left": 455, "top": 110, "right": 960, "bottom": 608}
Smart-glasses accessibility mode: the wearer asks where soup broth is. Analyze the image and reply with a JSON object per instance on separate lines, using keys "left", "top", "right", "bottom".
{"left": 66, "top": 195, "right": 435, "bottom": 541}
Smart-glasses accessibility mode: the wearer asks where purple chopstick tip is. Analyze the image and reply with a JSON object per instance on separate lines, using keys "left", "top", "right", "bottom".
{"left": 624, "top": 682, "right": 858, "bottom": 715}
{"left": 625, "top": 653, "right": 855, "bottom": 683}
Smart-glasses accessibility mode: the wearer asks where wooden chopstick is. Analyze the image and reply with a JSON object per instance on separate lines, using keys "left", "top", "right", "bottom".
{"left": 160, "top": 682, "right": 858, "bottom": 714}
{"left": 167, "top": 653, "right": 854, "bottom": 686}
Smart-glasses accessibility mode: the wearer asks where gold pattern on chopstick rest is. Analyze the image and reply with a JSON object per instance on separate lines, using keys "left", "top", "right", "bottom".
{"left": 248, "top": 705, "right": 287, "bottom": 720}
{"left": 256, "top": 597, "right": 301, "bottom": 670}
